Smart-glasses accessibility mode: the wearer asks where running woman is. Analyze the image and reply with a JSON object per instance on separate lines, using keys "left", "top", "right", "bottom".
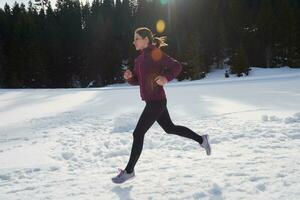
{"left": 112, "top": 27, "right": 211, "bottom": 184}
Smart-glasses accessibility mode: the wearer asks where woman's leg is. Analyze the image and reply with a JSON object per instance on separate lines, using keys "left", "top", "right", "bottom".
{"left": 125, "top": 101, "right": 166, "bottom": 173}
{"left": 156, "top": 107, "right": 203, "bottom": 144}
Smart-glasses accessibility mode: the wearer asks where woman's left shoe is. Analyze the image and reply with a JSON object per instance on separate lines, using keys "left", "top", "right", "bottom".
{"left": 200, "top": 134, "right": 211, "bottom": 156}
{"left": 111, "top": 169, "right": 135, "bottom": 184}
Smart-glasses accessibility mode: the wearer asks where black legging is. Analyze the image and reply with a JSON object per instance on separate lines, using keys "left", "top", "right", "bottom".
{"left": 125, "top": 99, "right": 203, "bottom": 173}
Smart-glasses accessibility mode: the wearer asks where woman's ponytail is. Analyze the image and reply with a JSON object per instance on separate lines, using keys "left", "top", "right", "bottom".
{"left": 153, "top": 36, "right": 168, "bottom": 48}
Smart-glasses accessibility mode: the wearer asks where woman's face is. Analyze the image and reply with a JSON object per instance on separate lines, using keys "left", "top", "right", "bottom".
{"left": 133, "top": 33, "right": 149, "bottom": 51}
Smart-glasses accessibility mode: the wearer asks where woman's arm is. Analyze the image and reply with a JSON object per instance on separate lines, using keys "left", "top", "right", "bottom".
{"left": 126, "top": 64, "right": 139, "bottom": 86}
{"left": 160, "top": 53, "right": 182, "bottom": 82}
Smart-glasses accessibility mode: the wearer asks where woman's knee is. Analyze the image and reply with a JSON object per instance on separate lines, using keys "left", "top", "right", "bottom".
{"left": 164, "top": 124, "right": 176, "bottom": 134}
{"left": 133, "top": 130, "right": 145, "bottom": 140}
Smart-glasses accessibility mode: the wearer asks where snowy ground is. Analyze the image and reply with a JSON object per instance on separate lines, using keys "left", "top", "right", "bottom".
{"left": 0, "top": 67, "right": 300, "bottom": 200}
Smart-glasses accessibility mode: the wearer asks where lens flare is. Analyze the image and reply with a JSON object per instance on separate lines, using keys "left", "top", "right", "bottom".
{"left": 160, "top": 0, "right": 168, "bottom": 5}
{"left": 151, "top": 48, "right": 163, "bottom": 61}
{"left": 156, "top": 20, "right": 166, "bottom": 33}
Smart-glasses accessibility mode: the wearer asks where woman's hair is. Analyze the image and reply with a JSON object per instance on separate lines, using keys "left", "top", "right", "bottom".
{"left": 135, "top": 27, "right": 168, "bottom": 48}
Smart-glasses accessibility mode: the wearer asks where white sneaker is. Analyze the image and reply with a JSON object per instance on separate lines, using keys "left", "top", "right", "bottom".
{"left": 111, "top": 169, "right": 135, "bottom": 184}
{"left": 200, "top": 135, "right": 211, "bottom": 156}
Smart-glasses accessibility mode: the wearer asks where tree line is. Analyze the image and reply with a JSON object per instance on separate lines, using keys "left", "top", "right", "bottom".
{"left": 0, "top": 0, "right": 299, "bottom": 88}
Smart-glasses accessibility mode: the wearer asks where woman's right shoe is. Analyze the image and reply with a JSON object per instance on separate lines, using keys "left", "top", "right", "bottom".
{"left": 200, "top": 134, "right": 211, "bottom": 156}
{"left": 111, "top": 169, "right": 135, "bottom": 184}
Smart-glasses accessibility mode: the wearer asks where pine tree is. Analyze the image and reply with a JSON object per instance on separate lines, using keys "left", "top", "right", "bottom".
{"left": 55, "top": 0, "right": 84, "bottom": 87}
{"left": 43, "top": 2, "right": 64, "bottom": 87}
{"left": 174, "top": 0, "right": 209, "bottom": 79}
{"left": 0, "top": 44, "right": 4, "bottom": 87}
{"left": 134, "top": 0, "right": 154, "bottom": 28}
{"left": 6, "top": 2, "right": 27, "bottom": 87}
{"left": 24, "top": 1, "right": 49, "bottom": 87}
{"left": 184, "top": 31, "right": 206, "bottom": 80}
{"left": 83, "top": 0, "right": 106, "bottom": 87}
{"left": 1, "top": 4, "right": 11, "bottom": 87}
{"left": 213, "top": 0, "right": 227, "bottom": 68}
{"left": 230, "top": 45, "right": 249, "bottom": 76}
{"left": 256, "top": 0, "right": 275, "bottom": 67}
{"left": 272, "top": 0, "right": 295, "bottom": 67}
{"left": 292, "top": 1, "right": 300, "bottom": 67}
{"left": 113, "top": 0, "right": 133, "bottom": 83}
{"left": 0, "top": 7, "right": 7, "bottom": 86}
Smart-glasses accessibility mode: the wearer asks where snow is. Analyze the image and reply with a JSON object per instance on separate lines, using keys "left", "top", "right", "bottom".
{"left": 0, "top": 67, "right": 300, "bottom": 199}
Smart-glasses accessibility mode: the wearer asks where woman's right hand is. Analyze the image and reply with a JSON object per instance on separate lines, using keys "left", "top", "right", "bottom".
{"left": 123, "top": 69, "right": 133, "bottom": 80}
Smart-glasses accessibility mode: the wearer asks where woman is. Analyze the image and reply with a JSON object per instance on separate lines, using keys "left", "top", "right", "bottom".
{"left": 112, "top": 27, "right": 211, "bottom": 184}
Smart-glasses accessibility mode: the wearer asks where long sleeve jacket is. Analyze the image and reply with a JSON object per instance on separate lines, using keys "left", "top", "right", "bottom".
{"left": 127, "top": 44, "right": 182, "bottom": 101}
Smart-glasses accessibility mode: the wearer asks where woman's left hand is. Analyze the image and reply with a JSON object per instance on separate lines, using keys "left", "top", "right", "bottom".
{"left": 155, "top": 76, "right": 168, "bottom": 86}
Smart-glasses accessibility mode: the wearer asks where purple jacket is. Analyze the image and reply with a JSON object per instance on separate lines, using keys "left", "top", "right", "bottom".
{"left": 127, "top": 44, "right": 182, "bottom": 101}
